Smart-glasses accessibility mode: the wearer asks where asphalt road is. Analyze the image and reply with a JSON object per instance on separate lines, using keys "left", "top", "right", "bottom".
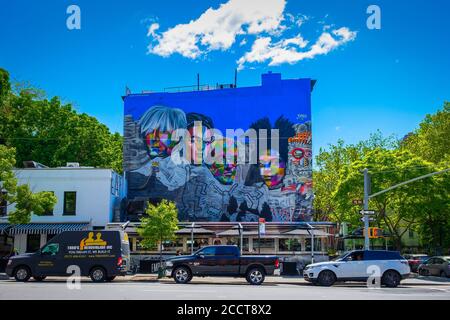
{"left": 0, "top": 277, "right": 449, "bottom": 300}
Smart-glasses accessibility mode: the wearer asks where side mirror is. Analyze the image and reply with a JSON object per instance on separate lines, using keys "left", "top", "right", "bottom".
{"left": 198, "top": 254, "right": 205, "bottom": 259}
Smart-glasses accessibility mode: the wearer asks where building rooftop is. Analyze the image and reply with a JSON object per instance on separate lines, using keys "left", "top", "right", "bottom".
{"left": 123, "top": 72, "right": 316, "bottom": 99}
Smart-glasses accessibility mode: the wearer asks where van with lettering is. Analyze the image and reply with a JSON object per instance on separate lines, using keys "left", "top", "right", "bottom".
{"left": 5, "top": 230, "right": 130, "bottom": 282}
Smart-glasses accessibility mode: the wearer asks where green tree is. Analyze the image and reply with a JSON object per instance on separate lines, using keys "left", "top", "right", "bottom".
{"left": 137, "top": 200, "right": 179, "bottom": 277}
{"left": 0, "top": 68, "right": 123, "bottom": 173}
{"left": 333, "top": 148, "right": 443, "bottom": 251}
{"left": 0, "top": 145, "right": 57, "bottom": 224}
{"left": 402, "top": 102, "right": 450, "bottom": 165}
{"left": 313, "top": 132, "right": 398, "bottom": 226}
{"left": 400, "top": 102, "right": 450, "bottom": 253}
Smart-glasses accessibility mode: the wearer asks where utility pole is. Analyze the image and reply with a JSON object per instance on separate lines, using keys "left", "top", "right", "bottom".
{"left": 363, "top": 168, "right": 370, "bottom": 250}
{"left": 257, "top": 219, "right": 261, "bottom": 254}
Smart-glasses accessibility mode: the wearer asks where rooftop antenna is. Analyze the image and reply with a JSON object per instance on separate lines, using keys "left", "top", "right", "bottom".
{"left": 234, "top": 69, "right": 237, "bottom": 88}
{"left": 197, "top": 73, "right": 200, "bottom": 91}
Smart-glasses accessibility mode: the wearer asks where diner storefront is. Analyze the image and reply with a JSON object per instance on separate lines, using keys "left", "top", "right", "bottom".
{"left": 107, "top": 221, "right": 337, "bottom": 271}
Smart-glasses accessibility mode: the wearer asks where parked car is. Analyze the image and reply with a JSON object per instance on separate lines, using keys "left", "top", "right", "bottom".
{"left": 6, "top": 230, "right": 130, "bottom": 282}
{"left": 165, "top": 245, "right": 280, "bottom": 285}
{"left": 417, "top": 256, "right": 450, "bottom": 277}
{"left": 303, "top": 250, "right": 410, "bottom": 288}
{"left": 403, "top": 254, "right": 429, "bottom": 273}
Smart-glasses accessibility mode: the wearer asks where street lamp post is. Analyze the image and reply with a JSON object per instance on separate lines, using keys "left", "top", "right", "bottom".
{"left": 363, "top": 168, "right": 370, "bottom": 250}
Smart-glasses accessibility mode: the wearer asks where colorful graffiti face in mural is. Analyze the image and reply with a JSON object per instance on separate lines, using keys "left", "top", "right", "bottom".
{"left": 186, "top": 113, "right": 214, "bottom": 165}
{"left": 259, "top": 151, "right": 286, "bottom": 189}
{"left": 144, "top": 129, "right": 180, "bottom": 158}
{"left": 204, "top": 137, "right": 237, "bottom": 185}
{"left": 139, "top": 105, "right": 187, "bottom": 159}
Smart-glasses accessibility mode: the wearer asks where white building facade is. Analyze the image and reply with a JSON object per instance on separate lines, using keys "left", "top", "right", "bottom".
{"left": 0, "top": 166, "right": 126, "bottom": 254}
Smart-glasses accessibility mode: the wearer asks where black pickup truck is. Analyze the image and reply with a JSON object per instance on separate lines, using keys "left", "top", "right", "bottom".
{"left": 165, "top": 245, "right": 280, "bottom": 285}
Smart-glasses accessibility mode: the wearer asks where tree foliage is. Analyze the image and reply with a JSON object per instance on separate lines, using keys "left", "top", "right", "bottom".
{"left": 401, "top": 102, "right": 450, "bottom": 165}
{"left": 0, "top": 145, "right": 57, "bottom": 224}
{"left": 0, "top": 68, "right": 123, "bottom": 173}
{"left": 333, "top": 149, "right": 442, "bottom": 250}
{"left": 313, "top": 105, "right": 449, "bottom": 252}
{"left": 137, "top": 200, "right": 179, "bottom": 254}
{"left": 313, "top": 132, "right": 397, "bottom": 224}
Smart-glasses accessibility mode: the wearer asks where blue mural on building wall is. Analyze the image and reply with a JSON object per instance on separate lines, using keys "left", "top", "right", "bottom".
{"left": 123, "top": 73, "right": 314, "bottom": 222}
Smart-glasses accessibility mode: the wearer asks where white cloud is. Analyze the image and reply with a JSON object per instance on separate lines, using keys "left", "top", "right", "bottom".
{"left": 148, "top": 0, "right": 286, "bottom": 59}
{"left": 146, "top": 0, "right": 357, "bottom": 69}
{"left": 147, "top": 23, "right": 160, "bottom": 37}
{"left": 285, "top": 13, "right": 309, "bottom": 27}
{"left": 237, "top": 27, "right": 357, "bottom": 70}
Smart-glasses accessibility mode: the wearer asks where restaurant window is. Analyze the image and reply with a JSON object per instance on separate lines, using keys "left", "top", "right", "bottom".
{"left": 279, "top": 238, "right": 302, "bottom": 252}
{"left": 42, "top": 191, "right": 54, "bottom": 216}
{"left": 305, "top": 238, "right": 322, "bottom": 252}
{"left": 63, "top": 192, "right": 76, "bottom": 215}
{"left": 26, "top": 234, "right": 41, "bottom": 253}
{"left": 161, "top": 239, "right": 183, "bottom": 252}
{"left": 186, "top": 238, "right": 209, "bottom": 252}
{"left": 252, "top": 238, "right": 275, "bottom": 251}
{"left": 226, "top": 238, "right": 249, "bottom": 252}
{"left": 135, "top": 238, "right": 156, "bottom": 252}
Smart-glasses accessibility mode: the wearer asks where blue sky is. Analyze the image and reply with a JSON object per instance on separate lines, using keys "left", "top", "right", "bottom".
{"left": 0, "top": 0, "right": 449, "bottom": 157}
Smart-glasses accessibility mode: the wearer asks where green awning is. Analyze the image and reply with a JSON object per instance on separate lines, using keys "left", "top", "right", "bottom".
{"left": 8, "top": 222, "right": 90, "bottom": 235}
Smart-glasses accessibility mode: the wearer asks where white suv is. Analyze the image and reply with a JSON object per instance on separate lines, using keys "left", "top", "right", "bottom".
{"left": 303, "top": 250, "right": 410, "bottom": 287}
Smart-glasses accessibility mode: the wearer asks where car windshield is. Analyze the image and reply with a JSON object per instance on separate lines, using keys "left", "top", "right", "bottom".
{"left": 332, "top": 252, "right": 350, "bottom": 261}
{"left": 444, "top": 257, "right": 450, "bottom": 262}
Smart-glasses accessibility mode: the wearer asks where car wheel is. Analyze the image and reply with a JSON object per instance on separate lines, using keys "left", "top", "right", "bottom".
{"left": 419, "top": 268, "right": 429, "bottom": 276}
{"left": 173, "top": 266, "right": 192, "bottom": 284}
{"left": 246, "top": 267, "right": 265, "bottom": 285}
{"left": 317, "top": 270, "right": 336, "bottom": 287}
{"left": 382, "top": 270, "right": 401, "bottom": 288}
{"left": 106, "top": 276, "right": 116, "bottom": 282}
{"left": 33, "top": 276, "right": 46, "bottom": 282}
{"left": 90, "top": 267, "right": 107, "bottom": 283}
{"left": 14, "top": 266, "right": 31, "bottom": 282}
{"left": 440, "top": 271, "right": 448, "bottom": 278}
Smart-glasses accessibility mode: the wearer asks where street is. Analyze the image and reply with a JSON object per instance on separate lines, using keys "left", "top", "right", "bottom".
{"left": 1, "top": 276, "right": 449, "bottom": 300}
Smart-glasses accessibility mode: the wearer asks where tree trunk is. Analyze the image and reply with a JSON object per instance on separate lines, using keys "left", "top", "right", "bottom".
{"left": 393, "top": 235, "right": 402, "bottom": 252}
{"left": 159, "top": 237, "right": 163, "bottom": 264}
{"left": 158, "top": 236, "right": 163, "bottom": 279}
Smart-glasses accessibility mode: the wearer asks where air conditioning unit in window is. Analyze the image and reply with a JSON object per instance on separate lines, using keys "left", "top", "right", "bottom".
{"left": 66, "top": 162, "right": 80, "bottom": 168}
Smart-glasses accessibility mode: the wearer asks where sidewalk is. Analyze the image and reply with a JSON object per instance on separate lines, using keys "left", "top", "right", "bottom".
{"left": 1, "top": 272, "right": 449, "bottom": 286}
{"left": 129, "top": 274, "right": 450, "bottom": 286}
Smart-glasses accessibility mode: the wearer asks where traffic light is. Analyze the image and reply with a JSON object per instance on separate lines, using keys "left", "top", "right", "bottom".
{"left": 368, "top": 227, "right": 383, "bottom": 239}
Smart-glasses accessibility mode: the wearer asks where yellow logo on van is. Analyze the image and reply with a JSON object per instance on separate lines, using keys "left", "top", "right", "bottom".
{"left": 80, "top": 232, "right": 107, "bottom": 250}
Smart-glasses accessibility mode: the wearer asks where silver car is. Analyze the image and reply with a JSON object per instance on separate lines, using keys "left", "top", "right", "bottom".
{"left": 418, "top": 256, "right": 450, "bottom": 277}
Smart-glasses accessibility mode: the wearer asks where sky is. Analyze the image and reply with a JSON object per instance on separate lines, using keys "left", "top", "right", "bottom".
{"left": 0, "top": 0, "right": 449, "bottom": 157}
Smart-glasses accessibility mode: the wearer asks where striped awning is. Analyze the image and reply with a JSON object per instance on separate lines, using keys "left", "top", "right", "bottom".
{"left": 175, "top": 227, "right": 215, "bottom": 235}
{"left": 8, "top": 222, "right": 90, "bottom": 235}
{"left": 0, "top": 223, "right": 10, "bottom": 234}
{"left": 283, "top": 229, "right": 331, "bottom": 237}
